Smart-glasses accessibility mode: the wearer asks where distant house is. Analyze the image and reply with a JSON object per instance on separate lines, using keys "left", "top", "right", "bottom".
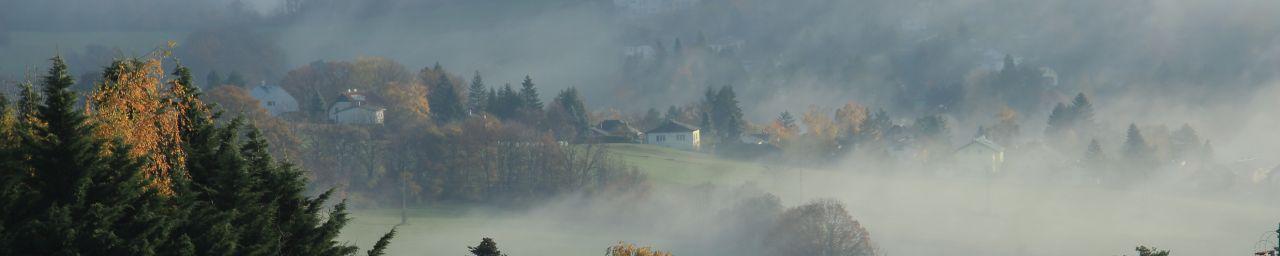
{"left": 955, "top": 136, "right": 1006, "bottom": 173}
{"left": 588, "top": 119, "right": 643, "bottom": 143}
{"left": 248, "top": 83, "right": 299, "bottom": 116}
{"left": 329, "top": 89, "right": 385, "bottom": 125}
{"left": 645, "top": 120, "right": 699, "bottom": 151}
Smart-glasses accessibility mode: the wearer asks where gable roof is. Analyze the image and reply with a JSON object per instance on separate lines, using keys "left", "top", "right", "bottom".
{"left": 958, "top": 136, "right": 1005, "bottom": 152}
{"left": 647, "top": 120, "right": 698, "bottom": 133}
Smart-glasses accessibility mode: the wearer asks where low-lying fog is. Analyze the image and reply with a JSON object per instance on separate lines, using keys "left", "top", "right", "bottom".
{"left": 342, "top": 165, "right": 1280, "bottom": 256}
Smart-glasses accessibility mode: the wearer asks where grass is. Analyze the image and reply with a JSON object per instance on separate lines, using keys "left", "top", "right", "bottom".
{"left": 601, "top": 143, "right": 768, "bottom": 186}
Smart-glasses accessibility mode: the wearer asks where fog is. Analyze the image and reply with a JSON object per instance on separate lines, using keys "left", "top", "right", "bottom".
{"left": 4, "top": 0, "right": 1280, "bottom": 255}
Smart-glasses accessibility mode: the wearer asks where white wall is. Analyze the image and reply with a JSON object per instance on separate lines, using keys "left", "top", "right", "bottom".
{"left": 645, "top": 130, "right": 700, "bottom": 151}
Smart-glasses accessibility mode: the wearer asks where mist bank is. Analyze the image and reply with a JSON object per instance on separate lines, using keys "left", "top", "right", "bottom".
{"left": 341, "top": 166, "right": 1280, "bottom": 256}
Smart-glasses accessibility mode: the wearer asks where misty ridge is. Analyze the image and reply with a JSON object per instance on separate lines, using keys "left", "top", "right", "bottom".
{"left": 1, "top": 0, "right": 1280, "bottom": 256}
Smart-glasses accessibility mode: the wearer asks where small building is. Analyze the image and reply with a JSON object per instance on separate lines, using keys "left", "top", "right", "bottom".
{"left": 955, "top": 136, "right": 1006, "bottom": 173}
{"left": 329, "top": 89, "right": 385, "bottom": 125}
{"left": 588, "top": 119, "right": 643, "bottom": 143}
{"left": 248, "top": 83, "right": 299, "bottom": 116}
{"left": 645, "top": 120, "right": 700, "bottom": 151}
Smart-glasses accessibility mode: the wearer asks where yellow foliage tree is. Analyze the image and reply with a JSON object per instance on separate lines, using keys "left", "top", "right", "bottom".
{"left": 87, "top": 56, "right": 186, "bottom": 193}
{"left": 607, "top": 242, "right": 673, "bottom": 256}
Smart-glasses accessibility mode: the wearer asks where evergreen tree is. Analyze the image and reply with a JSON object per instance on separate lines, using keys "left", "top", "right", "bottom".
{"left": 551, "top": 87, "right": 588, "bottom": 133}
{"left": 429, "top": 72, "right": 465, "bottom": 122}
{"left": 1085, "top": 139, "right": 1105, "bottom": 160}
{"left": 519, "top": 75, "right": 542, "bottom": 111}
{"left": 666, "top": 105, "right": 681, "bottom": 121}
{"left": 642, "top": 108, "right": 662, "bottom": 128}
{"left": 4, "top": 56, "right": 171, "bottom": 255}
{"left": 1170, "top": 124, "right": 1202, "bottom": 161}
{"left": 914, "top": 114, "right": 950, "bottom": 145}
{"left": 485, "top": 88, "right": 499, "bottom": 115}
{"left": 226, "top": 70, "right": 247, "bottom": 87}
{"left": 1123, "top": 124, "right": 1154, "bottom": 169}
{"left": 713, "top": 86, "right": 745, "bottom": 142}
{"left": 1069, "top": 93, "right": 1094, "bottom": 127}
{"left": 468, "top": 237, "right": 508, "bottom": 256}
{"left": 206, "top": 70, "right": 223, "bottom": 87}
{"left": 1046, "top": 102, "right": 1069, "bottom": 136}
{"left": 494, "top": 83, "right": 522, "bottom": 119}
{"left": 467, "top": 71, "right": 488, "bottom": 115}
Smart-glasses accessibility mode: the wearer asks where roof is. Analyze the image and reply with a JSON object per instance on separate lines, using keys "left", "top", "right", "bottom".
{"left": 598, "top": 120, "right": 641, "bottom": 135}
{"left": 332, "top": 89, "right": 385, "bottom": 105}
{"left": 958, "top": 136, "right": 1005, "bottom": 152}
{"left": 250, "top": 85, "right": 290, "bottom": 97}
{"left": 646, "top": 120, "right": 698, "bottom": 133}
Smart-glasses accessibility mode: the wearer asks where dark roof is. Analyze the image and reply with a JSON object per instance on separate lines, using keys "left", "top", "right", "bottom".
{"left": 646, "top": 120, "right": 698, "bottom": 133}
{"left": 597, "top": 120, "right": 641, "bottom": 135}
{"left": 332, "top": 90, "right": 385, "bottom": 105}
{"left": 958, "top": 136, "right": 1005, "bottom": 152}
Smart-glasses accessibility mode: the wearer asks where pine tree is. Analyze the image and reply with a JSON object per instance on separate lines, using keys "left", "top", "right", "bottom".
{"left": 494, "top": 83, "right": 522, "bottom": 119}
{"left": 469, "top": 237, "right": 508, "bottom": 256}
{"left": 519, "top": 75, "right": 542, "bottom": 111}
{"left": 467, "top": 71, "right": 488, "bottom": 115}
{"left": 485, "top": 88, "right": 499, "bottom": 115}
{"left": 778, "top": 111, "right": 797, "bottom": 131}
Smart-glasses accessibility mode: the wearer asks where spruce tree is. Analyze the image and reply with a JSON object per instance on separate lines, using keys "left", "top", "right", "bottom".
{"left": 467, "top": 71, "right": 488, "bottom": 115}
{"left": 429, "top": 73, "right": 465, "bottom": 122}
{"left": 666, "top": 105, "right": 681, "bottom": 121}
{"left": 1069, "top": 93, "right": 1094, "bottom": 128}
{"left": 519, "top": 75, "right": 542, "bottom": 111}
{"left": 226, "top": 70, "right": 247, "bottom": 87}
{"left": 712, "top": 86, "right": 744, "bottom": 142}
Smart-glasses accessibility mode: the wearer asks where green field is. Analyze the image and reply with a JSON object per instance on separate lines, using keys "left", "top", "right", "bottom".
{"left": 602, "top": 143, "right": 769, "bottom": 185}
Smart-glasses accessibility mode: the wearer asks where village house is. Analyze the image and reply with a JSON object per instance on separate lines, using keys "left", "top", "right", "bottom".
{"left": 248, "top": 82, "right": 299, "bottom": 116}
{"left": 645, "top": 120, "right": 700, "bottom": 151}
{"left": 955, "top": 136, "right": 1006, "bottom": 173}
{"left": 329, "top": 89, "right": 385, "bottom": 125}
{"left": 588, "top": 119, "right": 644, "bottom": 143}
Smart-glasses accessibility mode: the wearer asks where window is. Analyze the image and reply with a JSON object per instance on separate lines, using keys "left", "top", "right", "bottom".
{"left": 267, "top": 101, "right": 275, "bottom": 106}
{"left": 676, "top": 135, "right": 685, "bottom": 141}
{"left": 656, "top": 135, "right": 665, "bottom": 142}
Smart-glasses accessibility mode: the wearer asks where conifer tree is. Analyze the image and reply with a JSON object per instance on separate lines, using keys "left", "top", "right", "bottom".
{"left": 712, "top": 86, "right": 745, "bottom": 142}
{"left": 469, "top": 237, "right": 508, "bottom": 256}
{"left": 429, "top": 72, "right": 465, "bottom": 122}
{"left": 519, "top": 75, "right": 543, "bottom": 111}
{"left": 468, "top": 71, "right": 488, "bottom": 114}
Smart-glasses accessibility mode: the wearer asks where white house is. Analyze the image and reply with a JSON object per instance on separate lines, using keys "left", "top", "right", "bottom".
{"left": 645, "top": 120, "right": 699, "bottom": 151}
{"left": 955, "top": 136, "right": 1006, "bottom": 173}
{"left": 248, "top": 83, "right": 299, "bottom": 116}
{"left": 329, "top": 89, "right": 385, "bottom": 125}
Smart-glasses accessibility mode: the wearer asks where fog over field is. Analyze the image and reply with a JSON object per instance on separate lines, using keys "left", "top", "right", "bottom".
{"left": 3, "top": 0, "right": 1280, "bottom": 255}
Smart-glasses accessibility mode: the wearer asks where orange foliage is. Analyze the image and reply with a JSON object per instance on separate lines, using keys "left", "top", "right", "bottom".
{"left": 86, "top": 57, "right": 186, "bottom": 193}
{"left": 378, "top": 81, "right": 431, "bottom": 126}
{"left": 607, "top": 242, "right": 673, "bottom": 256}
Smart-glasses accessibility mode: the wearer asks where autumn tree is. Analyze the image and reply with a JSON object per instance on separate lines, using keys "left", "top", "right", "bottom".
{"left": 88, "top": 57, "right": 186, "bottom": 192}
{"left": 767, "top": 199, "right": 877, "bottom": 256}
{"left": 607, "top": 242, "right": 673, "bottom": 256}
